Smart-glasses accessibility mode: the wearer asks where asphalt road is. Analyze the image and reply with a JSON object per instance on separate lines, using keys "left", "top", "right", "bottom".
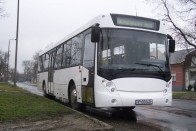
{"left": 17, "top": 82, "right": 196, "bottom": 131}
{"left": 135, "top": 100, "right": 196, "bottom": 131}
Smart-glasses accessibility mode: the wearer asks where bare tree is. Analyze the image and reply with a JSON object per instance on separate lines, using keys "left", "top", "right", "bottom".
{"left": 147, "top": 0, "right": 196, "bottom": 49}
{"left": 22, "top": 51, "right": 40, "bottom": 83}
{"left": 0, "top": 0, "right": 6, "bottom": 17}
{"left": 9, "top": 67, "right": 19, "bottom": 82}
{"left": 0, "top": 50, "right": 8, "bottom": 81}
{"left": 22, "top": 60, "right": 33, "bottom": 81}
{"left": 32, "top": 51, "right": 40, "bottom": 83}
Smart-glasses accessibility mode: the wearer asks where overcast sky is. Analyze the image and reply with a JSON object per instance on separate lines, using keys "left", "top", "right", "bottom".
{"left": 0, "top": 0, "right": 157, "bottom": 73}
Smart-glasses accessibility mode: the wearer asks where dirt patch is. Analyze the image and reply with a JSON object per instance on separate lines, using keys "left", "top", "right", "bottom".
{"left": 0, "top": 113, "right": 113, "bottom": 131}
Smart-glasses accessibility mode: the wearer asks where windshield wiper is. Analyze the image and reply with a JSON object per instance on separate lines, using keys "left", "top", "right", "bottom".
{"left": 135, "top": 63, "right": 166, "bottom": 78}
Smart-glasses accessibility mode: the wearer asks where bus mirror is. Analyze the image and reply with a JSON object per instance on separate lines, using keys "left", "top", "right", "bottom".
{"left": 169, "top": 39, "right": 175, "bottom": 53}
{"left": 91, "top": 25, "right": 100, "bottom": 43}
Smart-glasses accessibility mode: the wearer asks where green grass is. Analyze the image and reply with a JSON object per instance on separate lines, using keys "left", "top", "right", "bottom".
{"left": 0, "top": 82, "right": 27, "bottom": 93}
{"left": 0, "top": 82, "right": 72, "bottom": 122}
{"left": 173, "top": 91, "right": 196, "bottom": 100}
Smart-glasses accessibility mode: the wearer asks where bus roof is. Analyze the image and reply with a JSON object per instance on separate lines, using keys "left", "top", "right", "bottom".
{"left": 39, "top": 14, "right": 165, "bottom": 56}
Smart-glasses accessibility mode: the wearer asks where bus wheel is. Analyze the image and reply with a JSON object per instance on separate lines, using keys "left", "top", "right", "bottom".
{"left": 124, "top": 106, "right": 135, "bottom": 111}
{"left": 70, "top": 84, "right": 79, "bottom": 110}
{"left": 129, "top": 106, "right": 135, "bottom": 110}
{"left": 69, "top": 84, "right": 85, "bottom": 111}
{"left": 115, "top": 106, "right": 135, "bottom": 111}
{"left": 43, "top": 83, "right": 47, "bottom": 97}
{"left": 122, "top": 106, "right": 135, "bottom": 111}
{"left": 43, "top": 83, "right": 53, "bottom": 99}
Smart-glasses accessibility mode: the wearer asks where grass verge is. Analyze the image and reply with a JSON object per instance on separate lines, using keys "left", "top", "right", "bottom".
{"left": 0, "top": 82, "right": 72, "bottom": 122}
{"left": 173, "top": 91, "right": 196, "bottom": 100}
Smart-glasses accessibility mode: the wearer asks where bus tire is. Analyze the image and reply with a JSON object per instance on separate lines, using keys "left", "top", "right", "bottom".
{"left": 129, "top": 106, "right": 135, "bottom": 110}
{"left": 43, "top": 82, "right": 54, "bottom": 99}
{"left": 122, "top": 106, "right": 135, "bottom": 111}
{"left": 42, "top": 82, "right": 47, "bottom": 97}
{"left": 69, "top": 84, "right": 85, "bottom": 111}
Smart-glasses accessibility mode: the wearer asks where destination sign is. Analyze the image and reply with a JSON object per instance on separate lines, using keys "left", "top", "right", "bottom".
{"left": 111, "top": 14, "right": 160, "bottom": 31}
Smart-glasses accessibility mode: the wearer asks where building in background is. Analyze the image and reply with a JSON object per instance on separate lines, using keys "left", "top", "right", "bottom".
{"left": 170, "top": 49, "right": 196, "bottom": 91}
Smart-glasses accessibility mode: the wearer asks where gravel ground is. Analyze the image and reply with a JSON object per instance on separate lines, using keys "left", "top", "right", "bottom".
{"left": 84, "top": 107, "right": 160, "bottom": 131}
{"left": 0, "top": 112, "right": 113, "bottom": 131}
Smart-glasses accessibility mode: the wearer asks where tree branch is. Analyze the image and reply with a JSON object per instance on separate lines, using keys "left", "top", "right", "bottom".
{"left": 161, "top": 0, "right": 196, "bottom": 49}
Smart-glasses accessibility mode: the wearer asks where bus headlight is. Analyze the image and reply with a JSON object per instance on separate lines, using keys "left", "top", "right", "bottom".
{"left": 110, "top": 87, "right": 115, "bottom": 92}
{"left": 163, "top": 89, "right": 168, "bottom": 95}
{"left": 106, "top": 81, "right": 113, "bottom": 87}
{"left": 106, "top": 81, "right": 116, "bottom": 92}
{"left": 102, "top": 79, "right": 118, "bottom": 94}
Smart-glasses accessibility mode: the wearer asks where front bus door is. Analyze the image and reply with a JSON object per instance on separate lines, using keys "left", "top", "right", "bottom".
{"left": 48, "top": 51, "right": 55, "bottom": 95}
{"left": 82, "top": 33, "right": 96, "bottom": 106}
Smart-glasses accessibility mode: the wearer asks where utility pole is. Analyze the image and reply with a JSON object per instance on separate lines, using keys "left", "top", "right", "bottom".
{"left": 14, "top": 0, "right": 20, "bottom": 86}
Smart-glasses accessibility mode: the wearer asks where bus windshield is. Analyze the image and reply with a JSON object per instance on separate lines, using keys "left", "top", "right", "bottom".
{"left": 98, "top": 28, "right": 171, "bottom": 81}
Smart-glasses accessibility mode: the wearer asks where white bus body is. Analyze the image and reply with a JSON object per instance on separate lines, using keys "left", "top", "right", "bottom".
{"left": 37, "top": 14, "right": 174, "bottom": 109}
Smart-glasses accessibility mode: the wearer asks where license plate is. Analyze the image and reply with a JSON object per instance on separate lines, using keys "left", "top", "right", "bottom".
{"left": 135, "top": 99, "right": 153, "bottom": 105}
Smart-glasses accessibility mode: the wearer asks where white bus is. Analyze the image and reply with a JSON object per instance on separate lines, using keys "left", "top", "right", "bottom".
{"left": 37, "top": 14, "right": 175, "bottom": 110}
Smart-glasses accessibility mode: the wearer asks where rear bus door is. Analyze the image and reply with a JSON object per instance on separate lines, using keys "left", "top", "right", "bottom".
{"left": 48, "top": 50, "right": 56, "bottom": 95}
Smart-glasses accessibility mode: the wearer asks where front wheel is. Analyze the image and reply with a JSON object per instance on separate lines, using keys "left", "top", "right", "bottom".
{"left": 115, "top": 106, "right": 135, "bottom": 111}
{"left": 69, "top": 84, "right": 85, "bottom": 111}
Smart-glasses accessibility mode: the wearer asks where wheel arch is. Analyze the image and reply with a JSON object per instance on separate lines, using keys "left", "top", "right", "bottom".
{"left": 42, "top": 80, "right": 45, "bottom": 86}
{"left": 42, "top": 80, "right": 46, "bottom": 90}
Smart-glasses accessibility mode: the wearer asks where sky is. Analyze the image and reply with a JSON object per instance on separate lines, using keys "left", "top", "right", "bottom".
{"left": 0, "top": 0, "right": 157, "bottom": 73}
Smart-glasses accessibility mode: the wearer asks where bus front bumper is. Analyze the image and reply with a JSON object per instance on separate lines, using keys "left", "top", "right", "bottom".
{"left": 95, "top": 91, "right": 172, "bottom": 108}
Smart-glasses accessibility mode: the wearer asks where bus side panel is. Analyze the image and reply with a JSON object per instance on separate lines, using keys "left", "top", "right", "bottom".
{"left": 53, "top": 68, "right": 68, "bottom": 99}
{"left": 37, "top": 72, "right": 48, "bottom": 92}
{"left": 53, "top": 66, "right": 82, "bottom": 102}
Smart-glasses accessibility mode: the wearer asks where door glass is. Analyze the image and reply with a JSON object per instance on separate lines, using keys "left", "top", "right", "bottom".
{"left": 83, "top": 34, "right": 95, "bottom": 68}
{"left": 82, "top": 33, "right": 95, "bottom": 104}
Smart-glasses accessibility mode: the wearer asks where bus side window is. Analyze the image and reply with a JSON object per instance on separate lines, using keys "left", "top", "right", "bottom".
{"left": 71, "top": 34, "right": 83, "bottom": 66}
{"left": 65, "top": 40, "right": 72, "bottom": 67}
{"left": 42, "top": 55, "right": 46, "bottom": 71}
{"left": 44, "top": 54, "right": 49, "bottom": 71}
{"left": 55, "top": 45, "right": 63, "bottom": 69}
{"left": 62, "top": 42, "right": 67, "bottom": 68}
{"left": 39, "top": 56, "right": 43, "bottom": 72}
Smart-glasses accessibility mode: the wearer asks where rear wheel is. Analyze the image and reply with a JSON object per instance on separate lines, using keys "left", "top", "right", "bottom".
{"left": 43, "top": 83, "right": 54, "bottom": 99}
{"left": 42, "top": 83, "right": 47, "bottom": 97}
{"left": 69, "top": 84, "right": 85, "bottom": 111}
